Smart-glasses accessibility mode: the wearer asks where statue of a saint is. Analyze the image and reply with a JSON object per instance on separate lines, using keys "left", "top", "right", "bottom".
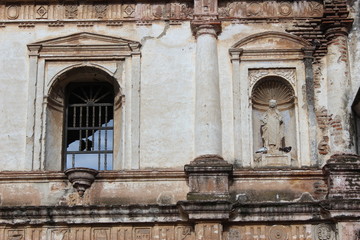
{"left": 261, "top": 99, "right": 284, "bottom": 154}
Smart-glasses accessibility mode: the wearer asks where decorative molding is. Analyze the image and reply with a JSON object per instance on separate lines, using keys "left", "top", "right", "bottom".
{"left": 6, "top": 229, "right": 25, "bottom": 240}
{"left": 232, "top": 31, "right": 310, "bottom": 50}
{"left": 219, "top": 0, "right": 323, "bottom": 18}
{"left": 0, "top": 224, "right": 341, "bottom": 240}
{"left": 65, "top": 4, "right": 78, "bottom": 19}
{"left": 269, "top": 225, "right": 289, "bottom": 240}
{"left": 64, "top": 167, "right": 98, "bottom": 197}
{"left": 192, "top": 24, "right": 220, "bottom": 38}
{"left": 230, "top": 31, "right": 311, "bottom": 61}
{"left": 249, "top": 68, "right": 296, "bottom": 87}
{"left": 0, "top": 2, "right": 193, "bottom": 22}
{"left": 251, "top": 77, "right": 295, "bottom": 111}
{"left": 134, "top": 228, "right": 151, "bottom": 240}
{"left": 35, "top": 5, "right": 48, "bottom": 19}
{"left": 123, "top": 4, "right": 136, "bottom": 18}
{"left": 314, "top": 224, "right": 334, "bottom": 240}
{"left": 77, "top": 21, "right": 94, "bottom": 27}
{"left": 227, "top": 228, "right": 241, "bottom": 240}
{"left": 27, "top": 32, "right": 141, "bottom": 59}
{"left": 6, "top": 5, "right": 20, "bottom": 20}
{"left": 106, "top": 20, "right": 123, "bottom": 26}
{"left": 18, "top": 22, "right": 35, "bottom": 28}
{"left": 94, "top": 4, "right": 107, "bottom": 19}
{"left": 194, "top": 0, "right": 218, "bottom": 16}
{"left": 48, "top": 21, "right": 64, "bottom": 27}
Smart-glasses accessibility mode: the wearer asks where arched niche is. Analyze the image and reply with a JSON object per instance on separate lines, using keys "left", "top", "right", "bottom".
{"left": 227, "top": 31, "right": 313, "bottom": 167}
{"left": 251, "top": 76, "right": 297, "bottom": 166}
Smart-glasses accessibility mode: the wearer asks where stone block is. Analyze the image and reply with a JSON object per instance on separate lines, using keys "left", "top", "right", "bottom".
{"left": 261, "top": 153, "right": 291, "bottom": 167}
{"left": 184, "top": 156, "right": 233, "bottom": 201}
{"left": 323, "top": 154, "right": 360, "bottom": 200}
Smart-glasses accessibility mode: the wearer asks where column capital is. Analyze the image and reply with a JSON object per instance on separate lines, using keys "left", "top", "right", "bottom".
{"left": 229, "top": 48, "right": 243, "bottom": 62}
{"left": 302, "top": 46, "right": 315, "bottom": 60}
{"left": 191, "top": 21, "right": 221, "bottom": 38}
{"left": 27, "top": 44, "right": 42, "bottom": 57}
{"left": 324, "top": 26, "right": 350, "bottom": 41}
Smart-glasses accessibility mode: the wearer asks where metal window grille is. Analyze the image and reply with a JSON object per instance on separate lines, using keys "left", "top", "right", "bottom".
{"left": 64, "top": 83, "right": 114, "bottom": 170}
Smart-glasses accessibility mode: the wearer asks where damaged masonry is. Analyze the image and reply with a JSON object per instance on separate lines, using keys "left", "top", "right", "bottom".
{"left": 0, "top": 0, "right": 360, "bottom": 239}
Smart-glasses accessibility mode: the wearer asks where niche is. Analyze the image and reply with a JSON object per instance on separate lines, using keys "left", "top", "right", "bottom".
{"left": 251, "top": 76, "right": 297, "bottom": 167}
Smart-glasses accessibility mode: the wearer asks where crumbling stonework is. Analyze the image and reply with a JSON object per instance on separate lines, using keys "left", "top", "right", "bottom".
{"left": 0, "top": 0, "right": 360, "bottom": 238}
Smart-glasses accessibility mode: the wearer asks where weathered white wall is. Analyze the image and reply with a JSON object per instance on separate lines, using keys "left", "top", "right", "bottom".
{"left": 1, "top": 14, "right": 359, "bottom": 170}
{"left": 0, "top": 23, "right": 198, "bottom": 171}
{"left": 349, "top": 0, "right": 360, "bottom": 99}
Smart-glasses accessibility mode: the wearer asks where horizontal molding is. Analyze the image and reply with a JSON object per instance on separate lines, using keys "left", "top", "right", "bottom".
{"left": 0, "top": 169, "right": 323, "bottom": 182}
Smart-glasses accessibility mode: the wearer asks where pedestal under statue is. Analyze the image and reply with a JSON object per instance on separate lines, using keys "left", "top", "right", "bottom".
{"left": 260, "top": 99, "right": 290, "bottom": 166}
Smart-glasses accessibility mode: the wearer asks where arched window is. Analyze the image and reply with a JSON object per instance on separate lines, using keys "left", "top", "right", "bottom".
{"left": 27, "top": 32, "right": 141, "bottom": 171}
{"left": 64, "top": 83, "right": 114, "bottom": 170}
{"left": 45, "top": 66, "right": 122, "bottom": 171}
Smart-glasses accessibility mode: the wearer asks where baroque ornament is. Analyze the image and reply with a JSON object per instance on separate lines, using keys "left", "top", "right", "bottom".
{"left": 6, "top": 5, "right": 19, "bottom": 20}
{"left": 65, "top": 4, "right": 78, "bottom": 19}
{"left": 228, "top": 228, "right": 241, "bottom": 240}
{"left": 123, "top": 4, "right": 135, "bottom": 18}
{"left": 269, "top": 226, "right": 289, "bottom": 240}
{"left": 36, "top": 5, "right": 48, "bottom": 19}
{"left": 135, "top": 228, "right": 151, "bottom": 240}
{"left": 315, "top": 224, "right": 333, "bottom": 240}
{"left": 249, "top": 68, "right": 296, "bottom": 87}
{"left": 252, "top": 77, "right": 295, "bottom": 110}
{"left": 94, "top": 4, "right": 107, "bottom": 18}
{"left": 218, "top": 0, "right": 323, "bottom": 18}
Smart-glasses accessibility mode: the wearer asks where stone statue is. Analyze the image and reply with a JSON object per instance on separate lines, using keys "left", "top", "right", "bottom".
{"left": 260, "top": 99, "right": 284, "bottom": 154}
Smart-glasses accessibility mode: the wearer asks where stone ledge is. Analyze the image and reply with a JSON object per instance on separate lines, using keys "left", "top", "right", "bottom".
{"left": 0, "top": 170, "right": 187, "bottom": 181}
{"left": 0, "top": 205, "right": 183, "bottom": 225}
{"left": 178, "top": 200, "right": 232, "bottom": 221}
{"left": 0, "top": 169, "right": 324, "bottom": 181}
{"left": 0, "top": 199, "right": 359, "bottom": 225}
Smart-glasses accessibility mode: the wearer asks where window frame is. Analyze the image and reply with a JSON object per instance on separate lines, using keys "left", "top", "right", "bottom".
{"left": 26, "top": 32, "right": 141, "bottom": 171}
{"left": 63, "top": 82, "right": 115, "bottom": 170}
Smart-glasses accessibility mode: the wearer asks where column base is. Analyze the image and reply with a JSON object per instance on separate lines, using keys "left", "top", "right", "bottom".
{"left": 185, "top": 155, "right": 233, "bottom": 201}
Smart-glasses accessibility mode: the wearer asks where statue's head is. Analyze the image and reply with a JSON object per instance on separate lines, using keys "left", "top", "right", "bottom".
{"left": 269, "top": 99, "right": 277, "bottom": 108}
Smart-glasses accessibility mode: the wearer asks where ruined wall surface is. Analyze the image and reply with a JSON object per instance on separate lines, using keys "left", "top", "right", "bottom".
{"left": 349, "top": 0, "right": 360, "bottom": 99}
{"left": 0, "top": 0, "right": 359, "bottom": 240}
{"left": 0, "top": 0, "right": 357, "bottom": 171}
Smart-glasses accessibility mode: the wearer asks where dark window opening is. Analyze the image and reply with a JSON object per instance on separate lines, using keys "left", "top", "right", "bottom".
{"left": 64, "top": 83, "right": 114, "bottom": 170}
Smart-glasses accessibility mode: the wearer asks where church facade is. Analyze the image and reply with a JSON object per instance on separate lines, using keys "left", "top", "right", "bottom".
{"left": 0, "top": 0, "right": 360, "bottom": 239}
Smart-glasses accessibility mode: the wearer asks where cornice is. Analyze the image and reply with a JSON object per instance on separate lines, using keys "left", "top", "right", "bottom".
{"left": 0, "top": 170, "right": 187, "bottom": 182}
{"left": 0, "top": 199, "right": 358, "bottom": 225}
{"left": 0, "top": 169, "right": 324, "bottom": 182}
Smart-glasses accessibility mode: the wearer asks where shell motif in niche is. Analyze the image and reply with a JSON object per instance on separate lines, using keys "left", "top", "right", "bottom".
{"left": 252, "top": 77, "right": 295, "bottom": 111}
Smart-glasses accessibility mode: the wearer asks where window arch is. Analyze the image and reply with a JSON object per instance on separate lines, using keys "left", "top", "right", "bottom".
{"left": 46, "top": 66, "right": 122, "bottom": 171}
{"left": 27, "top": 32, "right": 141, "bottom": 171}
{"left": 64, "top": 82, "right": 115, "bottom": 170}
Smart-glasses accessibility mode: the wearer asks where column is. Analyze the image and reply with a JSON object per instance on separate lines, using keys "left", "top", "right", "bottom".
{"left": 326, "top": 27, "right": 354, "bottom": 153}
{"left": 26, "top": 45, "right": 41, "bottom": 170}
{"left": 194, "top": 24, "right": 222, "bottom": 160}
{"left": 229, "top": 49, "right": 242, "bottom": 166}
{"left": 303, "top": 47, "right": 319, "bottom": 166}
{"left": 130, "top": 47, "right": 141, "bottom": 169}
